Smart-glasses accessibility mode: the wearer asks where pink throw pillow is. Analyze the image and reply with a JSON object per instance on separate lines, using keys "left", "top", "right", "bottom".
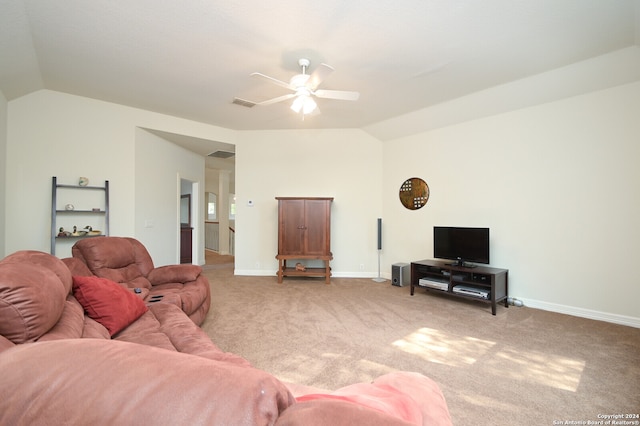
{"left": 72, "top": 276, "right": 148, "bottom": 336}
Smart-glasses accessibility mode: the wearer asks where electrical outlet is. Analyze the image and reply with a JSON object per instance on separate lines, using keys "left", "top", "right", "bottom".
{"left": 359, "top": 264, "right": 365, "bottom": 270}
{"left": 255, "top": 262, "right": 260, "bottom": 269}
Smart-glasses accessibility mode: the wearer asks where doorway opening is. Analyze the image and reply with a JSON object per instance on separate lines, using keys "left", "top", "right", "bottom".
{"left": 179, "top": 178, "right": 196, "bottom": 264}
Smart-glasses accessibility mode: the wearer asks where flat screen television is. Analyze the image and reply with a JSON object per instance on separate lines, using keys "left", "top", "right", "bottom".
{"left": 433, "top": 227, "right": 490, "bottom": 268}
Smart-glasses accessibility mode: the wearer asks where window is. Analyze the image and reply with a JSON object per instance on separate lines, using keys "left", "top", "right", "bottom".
{"left": 229, "top": 194, "right": 236, "bottom": 220}
{"left": 207, "top": 192, "right": 217, "bottom": 221}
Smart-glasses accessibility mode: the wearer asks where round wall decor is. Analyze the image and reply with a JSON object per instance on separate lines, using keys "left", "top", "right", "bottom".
{"left": 399, "top": 177, "right": 430, "bottom": 210}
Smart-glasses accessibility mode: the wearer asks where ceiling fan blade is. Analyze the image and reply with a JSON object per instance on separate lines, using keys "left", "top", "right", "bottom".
{"left": 307, "top": 63, "right": 334, "bottom": 90}
{"left": 254, "top": 93, "right": 297, "bottom": 106}
{"left": 313, "top": 89, "right": 360, "bottom": 101}
{"left": 250, "top": 72, "right": 294, "bottom": 90}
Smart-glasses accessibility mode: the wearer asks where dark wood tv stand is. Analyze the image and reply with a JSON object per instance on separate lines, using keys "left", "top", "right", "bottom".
{"left": 410, "top": 259, "right": 509, "bottom": 315}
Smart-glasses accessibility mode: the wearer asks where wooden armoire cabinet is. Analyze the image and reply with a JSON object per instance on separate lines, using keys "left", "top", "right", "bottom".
{"left": 276, "top": 197, "right": 333, "bottom": 283}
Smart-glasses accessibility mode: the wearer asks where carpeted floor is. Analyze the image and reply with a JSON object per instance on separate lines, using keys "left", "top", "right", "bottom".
{"left": 200, "top": 266, "right": 640, "bottom": 426}
{"left": 204, "top": 249, "right": 234, "bottom": 266}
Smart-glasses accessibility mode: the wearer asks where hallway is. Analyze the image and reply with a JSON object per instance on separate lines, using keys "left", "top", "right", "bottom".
{"left": 204, "top": 249, "right": 234, "bottom": 267}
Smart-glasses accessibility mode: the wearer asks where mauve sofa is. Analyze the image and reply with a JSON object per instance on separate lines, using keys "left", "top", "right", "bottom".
{"left": 68, "top": 236, "right": 211, "bottom": 325}
{"left": 0, "top": 249, "right": 452, "bottom": 425}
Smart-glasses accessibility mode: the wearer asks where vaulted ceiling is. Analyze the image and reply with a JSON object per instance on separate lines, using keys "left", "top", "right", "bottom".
{"left": 1, "top": 0, "right": 639, "bottom": 142}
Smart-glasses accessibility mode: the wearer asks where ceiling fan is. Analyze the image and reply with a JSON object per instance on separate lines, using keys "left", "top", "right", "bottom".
{"left": 247, "top": 58, "right": 360, "bottom": 115}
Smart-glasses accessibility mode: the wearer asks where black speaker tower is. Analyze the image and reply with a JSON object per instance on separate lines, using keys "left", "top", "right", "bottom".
{"left": 373, "top": 218, "right": 386, "bottom": 282}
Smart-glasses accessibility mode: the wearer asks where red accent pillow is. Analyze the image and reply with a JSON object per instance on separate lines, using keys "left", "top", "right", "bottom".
{"left": 72, "top": 276, "right": 148, "bottom": 336}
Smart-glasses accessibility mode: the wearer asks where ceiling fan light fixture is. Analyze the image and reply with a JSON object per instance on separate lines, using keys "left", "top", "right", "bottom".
{"left": 303, "top": 96, "right": 317, "bottom": 114}
{"left": 290, "top": 94, "right": 317, "bottom": 115}
{"left": 290, "top": 96, "right": 303, "bottom": 113}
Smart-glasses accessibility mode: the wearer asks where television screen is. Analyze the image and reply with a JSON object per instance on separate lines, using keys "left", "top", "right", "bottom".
{"left": 433, "top": 227, "right": 490, "bottom": 267}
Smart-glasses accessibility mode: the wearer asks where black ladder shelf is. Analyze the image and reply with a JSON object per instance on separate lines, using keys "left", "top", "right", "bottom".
{"left": 50, "top": 176, "right": 109, "bottom": 255}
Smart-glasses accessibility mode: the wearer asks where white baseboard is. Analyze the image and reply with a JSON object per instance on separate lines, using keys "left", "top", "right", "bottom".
{"left": 233, "top": 270, "right": 391, "bottom": 280}
{"left": 332, "top": 271, "right": 391, "bottom": 279}
{"left": 234, "top": 269, "right": 272, "bottom": 276}
{"left": 521, "top": 298, "right": 640, "bottom": 329}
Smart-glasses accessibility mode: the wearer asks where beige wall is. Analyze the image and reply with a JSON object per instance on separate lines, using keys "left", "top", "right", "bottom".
{"left": 135, "top": 128, "right": 205, "bottom": 265}
{"left": 382, "top": 81, "right": 640, "bottom": 323}
{"left": 234, "top": 128, "right": 383, "bottom": 275}
{"left": 0, "top": 91, "right": 6, "bottom": 258}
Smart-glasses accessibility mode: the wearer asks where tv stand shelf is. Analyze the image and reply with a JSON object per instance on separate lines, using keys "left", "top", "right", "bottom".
{"left": 410, "top": 259, "right": 508, "bottom": 315}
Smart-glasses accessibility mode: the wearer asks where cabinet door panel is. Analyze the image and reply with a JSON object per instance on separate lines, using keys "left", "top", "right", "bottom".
{"left": 279, "top": 199, "right": 305, "bottom": 254}
{"left": 304, "top": 199, "right": 329, "bottom": 255}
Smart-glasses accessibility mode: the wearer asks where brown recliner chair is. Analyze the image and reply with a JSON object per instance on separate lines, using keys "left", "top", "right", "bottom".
{"left": 67, "top": 237, "right": 211, "bottom": 325}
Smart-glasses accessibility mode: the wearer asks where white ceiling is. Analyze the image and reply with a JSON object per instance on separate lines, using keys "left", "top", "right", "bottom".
{"left": 1, "top": 0, "right": 639, "bottom": 143}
